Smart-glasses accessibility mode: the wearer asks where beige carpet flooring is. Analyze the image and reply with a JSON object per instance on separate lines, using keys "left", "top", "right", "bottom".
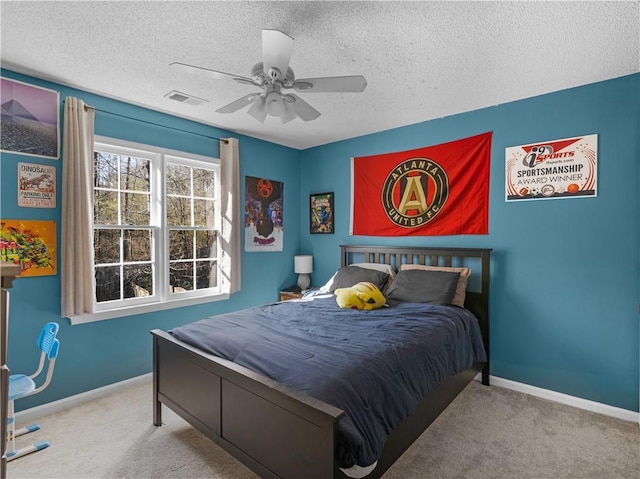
{"left": 6, "top": 379, "right": 639, "bottom": 479}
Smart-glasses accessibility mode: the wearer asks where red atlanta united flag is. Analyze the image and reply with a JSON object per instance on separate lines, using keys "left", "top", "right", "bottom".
{"left": 351, "top": 132, "right": 492, "bottom": 236}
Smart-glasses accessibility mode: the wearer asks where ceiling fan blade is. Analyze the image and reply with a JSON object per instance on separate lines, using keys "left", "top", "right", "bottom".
{"left": 292, "top": 75, "right": 368, "bottom": 93}
{"left": 216, "top": 93, "right": 259, "bottom": 114}
{"left": 280, "top": 101, "right": 297, "bottom": 124}
{"left": 170, "top": 61, "right": 254, "bottom": 84}
{"left": 247, "top": 96, "right": 267, "bottom": 123}
{"left": 262, "top": 30, "right": 294, "bottom": 81}
{"left": 288, "top": 94, "right": 321, "bottom": 121}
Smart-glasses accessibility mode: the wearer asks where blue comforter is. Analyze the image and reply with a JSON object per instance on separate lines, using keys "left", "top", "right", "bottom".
{"left": 170, "top": 294, "right": 486, "bottom": 469}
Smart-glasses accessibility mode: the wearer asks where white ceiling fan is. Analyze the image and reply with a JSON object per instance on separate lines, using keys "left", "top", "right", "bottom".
{"left": 170, "top": 29, "right": 368, "bottom": 123}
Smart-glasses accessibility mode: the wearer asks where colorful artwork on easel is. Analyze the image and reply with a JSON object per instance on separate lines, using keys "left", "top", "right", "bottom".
{"left": 0, "top": 219, "right": 57, "bottom": 276}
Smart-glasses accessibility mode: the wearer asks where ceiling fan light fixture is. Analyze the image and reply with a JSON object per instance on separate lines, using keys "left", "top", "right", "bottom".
{"left": 280, "top": 101, "right": 297, "bottom": 124}
{"left": 248, "top": 95, "right": 267, "bottom": 122}
{"left": 265, "top": 90, "right": 285, "bottom": 117}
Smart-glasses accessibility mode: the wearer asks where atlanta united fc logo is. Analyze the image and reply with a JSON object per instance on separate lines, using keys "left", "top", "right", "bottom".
{"left": 381, "top": 158, "right": 449, "bottom": 228}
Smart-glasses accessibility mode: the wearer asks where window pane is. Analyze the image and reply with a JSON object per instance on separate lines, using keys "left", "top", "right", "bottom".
{"left": 196, "top": 230, "right": 216, "bottom": 259}
{"left": 166, "top": 163, "right": 191, "bottom": 196}
{"left": 170, "top": 261, "right": 194, "bottom": 292}
{"left": 124, "top": 264, "right": 153, "bottom": 299}
{"left": 95, "top": 190, "right": 119, "bottom": 224}
{"left": 94, "top": 229, "right": 121, "bottom": 264}
{"left": 196, "top": 260, "right": 216, "bottom": 289}
{"left": 95, "top": 265, "right": 121, "bottom": 302}
{"left": 121, "top": 192, "right": 150, "bottom": 225}
{"left": 169, "top": 230, "right": 194, "bottom": 260}
{"left": 94, "top": 151, "right": 118, "bottom": 188}
{"left": 123, "top": 229, "right": 151, "bottom": 262}
{"left": 166, "top": 196, "right": 191, "bottom": 226}
{"left": 193, "top": 168, "right": 215, "bottom": 197}
{"left": 120, "top": 156, "right": 150, "bottom": 192}
{"left": 193, "top": 199, "right": 214, "bottom": 227}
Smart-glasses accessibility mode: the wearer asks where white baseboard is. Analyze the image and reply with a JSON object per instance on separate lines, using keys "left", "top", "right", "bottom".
{"left": 15, "top": 373, "right": 152, "bottom": 425}
{"left": 16, "top": 371, "right": 639, "bottom": 426}
{"left": 476, "top": 374, "right": 640, "bottom": 425}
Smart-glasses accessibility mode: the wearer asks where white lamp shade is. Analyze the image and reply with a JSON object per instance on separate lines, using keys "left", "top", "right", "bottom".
{"left": 294, "top": 255, "right": 313, "bottom": 274}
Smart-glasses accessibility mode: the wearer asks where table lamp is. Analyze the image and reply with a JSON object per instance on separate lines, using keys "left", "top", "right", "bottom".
{"left": 294, "top": 255, "right": 313, "bottom": 291}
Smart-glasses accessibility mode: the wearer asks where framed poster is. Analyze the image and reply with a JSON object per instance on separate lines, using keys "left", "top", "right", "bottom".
{"left": 1, "top": 77, "right": 60, "bottom": 159}
{"left": 18, "top": 162, "right": 56, "bottom": 208}
{"left": 244, "top": 176, "right": 283, "bottom": 252}
{"left": 506, "top": 134, "right": 597, "bottom": 201}
{"left": 0, "top": 219, "right": 57, "bottom": 276}
{"left": 310, "top": 192, "right": 334, "bottom": 234}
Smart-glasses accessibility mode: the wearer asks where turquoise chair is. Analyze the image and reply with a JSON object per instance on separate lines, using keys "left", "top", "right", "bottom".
{"left": 5, "top": 322, "right": 60, "bottom": 461}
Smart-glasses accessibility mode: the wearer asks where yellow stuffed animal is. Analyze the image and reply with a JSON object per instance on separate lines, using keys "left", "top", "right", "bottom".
{"left": 335, "top": 282, "right": 387, "bottom": 310}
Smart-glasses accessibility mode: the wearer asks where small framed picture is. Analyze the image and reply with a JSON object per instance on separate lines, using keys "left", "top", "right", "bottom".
{"left": 310, "top": 192, "right": 334, "bottom": 234}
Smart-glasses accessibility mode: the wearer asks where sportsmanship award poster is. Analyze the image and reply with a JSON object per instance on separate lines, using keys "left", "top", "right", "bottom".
{"left": 505, "top": 134, "right": 597, "bottom": 201}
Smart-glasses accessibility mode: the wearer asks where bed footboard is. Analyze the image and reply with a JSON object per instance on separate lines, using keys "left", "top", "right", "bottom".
{"left": 152, "top": 329, "right": 344, "bottom": 479}
{"left": 153, "top": 329, "right": 483, "bottom": 479}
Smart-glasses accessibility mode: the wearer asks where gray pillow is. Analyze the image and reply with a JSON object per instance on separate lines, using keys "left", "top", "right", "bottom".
{"left": 330, "top": 266, "right": 390, "bottom": 292}
{"left": 386, "top": 269, "right": 460, "bottom": 304}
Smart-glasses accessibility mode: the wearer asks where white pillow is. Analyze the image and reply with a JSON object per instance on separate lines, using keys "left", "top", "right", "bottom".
{"left": 319, "top": 263, "right": 396, "bottom": 293}
{"left": 399, "top": 264, "right": 471, "bottom": 308}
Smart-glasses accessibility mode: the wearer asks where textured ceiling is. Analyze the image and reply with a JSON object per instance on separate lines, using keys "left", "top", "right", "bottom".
{"left": 1, "top": 1, "right": 638, "bottom": 150}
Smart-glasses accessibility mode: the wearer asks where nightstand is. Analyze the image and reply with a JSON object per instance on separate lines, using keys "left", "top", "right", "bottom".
{"left": 279, "top": 290, "right": 303, "bottom": 301}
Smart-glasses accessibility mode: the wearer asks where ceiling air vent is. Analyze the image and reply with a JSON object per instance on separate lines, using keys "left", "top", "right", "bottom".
{"left": 165, "top": 90, "right": 208, "bottom": 106}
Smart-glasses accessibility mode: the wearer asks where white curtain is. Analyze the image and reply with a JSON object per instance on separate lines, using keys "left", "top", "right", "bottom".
{"left": 220, "top": 138, "right": 241, "bottom": 294}
{"left": 61, "top": 97, "right": 96, "bottom": 317}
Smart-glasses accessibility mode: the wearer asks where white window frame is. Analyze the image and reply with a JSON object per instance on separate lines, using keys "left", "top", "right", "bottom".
{"left": 70, "top": 136, "right": 228, "bottom": 325}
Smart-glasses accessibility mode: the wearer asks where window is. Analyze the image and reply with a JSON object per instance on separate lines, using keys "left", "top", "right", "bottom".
{"left": 92, "top": 137, "right": 223, "bottom": 314}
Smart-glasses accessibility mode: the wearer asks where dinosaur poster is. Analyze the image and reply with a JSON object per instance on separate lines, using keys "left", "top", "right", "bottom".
{"left": 18, "top": 162, "right": 56, "bottom": 208}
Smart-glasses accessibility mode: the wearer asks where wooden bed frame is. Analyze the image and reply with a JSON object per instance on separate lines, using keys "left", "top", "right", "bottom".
{"left": 151, "top": 245, "right": 491, "bottom": 479}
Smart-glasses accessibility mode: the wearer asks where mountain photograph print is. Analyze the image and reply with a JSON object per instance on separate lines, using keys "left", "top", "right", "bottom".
{"left": 1, "top": 77, "right": 59, "bottom": 159}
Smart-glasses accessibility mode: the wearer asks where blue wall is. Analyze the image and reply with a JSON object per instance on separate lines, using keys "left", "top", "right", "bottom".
{"left": 300, "top": 74, "right": 640, "bottom": 413}
{"left": 1, "top": 69, "right": 303, "bottom": 410}
{"left": 2, "top": 69, "right": 638, "bottom": 414}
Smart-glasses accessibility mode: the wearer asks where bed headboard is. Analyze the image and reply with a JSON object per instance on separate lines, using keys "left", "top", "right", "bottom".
{"left": 340, "top": 244, "right": 491, "bottom": 382}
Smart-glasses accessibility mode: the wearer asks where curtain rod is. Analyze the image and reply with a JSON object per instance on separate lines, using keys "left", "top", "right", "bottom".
{"left": 63, "top": 100, "right": 228, "bottom": 143}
